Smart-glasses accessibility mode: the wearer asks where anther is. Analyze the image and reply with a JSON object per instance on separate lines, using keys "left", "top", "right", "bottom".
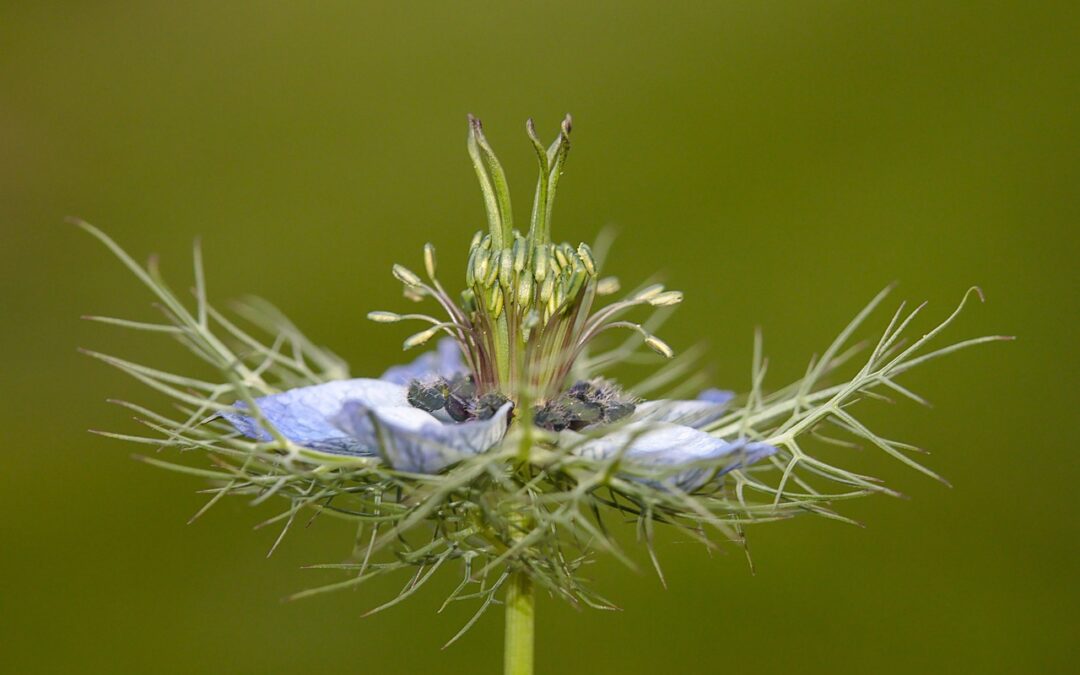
{"left": 490, "top": 285, "right": 504, "bottom": 318}
{"left": 512, "top": 236, "right": 527, "bottom": 273}
{"left": 392, "top": 264, "right": 423, "bottom": 288}
{"left": 540, "top": 274, "right": 555, "bottom": 303}
{"left": 534, "top": 245, "right": 549, "bottom": 282}
{"left": 644, "top": 334, "right": 675, "bottom": 359}
{"left": 499, "top": 248, "right": 514, "bottom": 290}
{"left": 648, "top": 291, "right": 683, "bottom": 307}
{"left": 576, "top": 243, "right": 596, "bottom": 276}
{"left": 483, "top": 253, "right": 500, "bottom": 287}
{"left": 423, "top": 243, "right": 437, "bottom": 279}
{"left": 367, "top": 311, "right": 401, "bottom": 323}
{"left": 554, "top": 245, "right": 569, "bottom": 269}
{"left": 403, "top": 326, "right": 440, "bottom": 350}
{"left": 474, "top": 249, "right": 490, "bottom": 285}
{"left": 517, "top": 275, "right": 534, "bottom": 307}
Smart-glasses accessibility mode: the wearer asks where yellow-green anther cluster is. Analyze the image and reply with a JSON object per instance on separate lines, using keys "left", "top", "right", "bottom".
{"left": 464, "top": 233, "right": 600, "bottom": 325}
{"left": 372, "top": 116, "right": 682, "bottom": 400}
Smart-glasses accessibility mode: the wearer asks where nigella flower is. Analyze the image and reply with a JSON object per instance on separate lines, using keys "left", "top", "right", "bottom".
{"left": 81, "top": 113, "right": 1006, "bottom": 671}
{"left": 223, "top": 338, "right": 776, "bottom": 486}
{"left": 217, "top": 114, "right": 781, "bottom": 491}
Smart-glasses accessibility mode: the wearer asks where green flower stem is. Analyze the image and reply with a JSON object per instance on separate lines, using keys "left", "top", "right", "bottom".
{"left": 503, "top": 569, "right": 535, "bottom": 675}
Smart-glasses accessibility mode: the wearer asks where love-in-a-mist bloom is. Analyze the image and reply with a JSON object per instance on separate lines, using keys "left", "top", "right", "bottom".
{"left": 81, "top": 115, "right": 1008, "bottom": 673}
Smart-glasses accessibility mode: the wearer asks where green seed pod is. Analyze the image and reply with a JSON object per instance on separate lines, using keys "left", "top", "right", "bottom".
{"left": 470, "top": 230, "right": 483, "bottom": 249}
{"left": 480, "top": 233, "right": 492, "bottom": 250}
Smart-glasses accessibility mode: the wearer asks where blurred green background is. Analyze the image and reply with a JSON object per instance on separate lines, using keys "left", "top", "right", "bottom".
{"left": 2, "top": 2, "right": 1076, "bottom": 673}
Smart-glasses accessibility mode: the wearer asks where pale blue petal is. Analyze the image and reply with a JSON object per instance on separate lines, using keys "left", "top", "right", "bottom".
{"left": 632, "top": 398, "right": 731, "bottom": 428}
{"left": 697, "top": 388, "right": 735, "bottom": 405}
{"left": 380, "top": 338, "right": 466, "bottom": 385}
{"left": 332, "top": 402, "right": 512, "bottom": 474}
{"left": 222, "top": 378, "right": 406, "bottom": 454}
{"left": 567, "top": 422, "right": 776, "bottom": 491}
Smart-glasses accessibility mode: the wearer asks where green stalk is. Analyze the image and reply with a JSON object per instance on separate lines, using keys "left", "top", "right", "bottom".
{"left": 503, "top": 569, "right": 535, "bottom": 675}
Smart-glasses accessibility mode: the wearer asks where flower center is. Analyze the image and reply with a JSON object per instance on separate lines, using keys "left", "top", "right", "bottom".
{"left": 370, "top": 116, "right": 681, "bottom": 405}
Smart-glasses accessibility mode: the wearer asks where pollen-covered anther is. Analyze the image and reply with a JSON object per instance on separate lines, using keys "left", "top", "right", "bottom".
{"left": 489, "top": 285, "right": 505, "bottom": 318}
{"left": 367, "top": 311, "right": 402, "bottom": 323}
{"left": 554, "top": 245, "right": 570, "bottom": 269}
{"left": 423, "top": 243, "right": 437, "bottom": 279}
{"left": 403, "top": 326, "right": 441, "bottom": 350}
{"left": 499, "top": 248, "right": 514, "bottom": 289}
{"left": 512, "top": 236, "right": 527, "bottom": 272}
{"left": 393, "top": 264, "right": 423, "bottom": 288}
{"left": 473, "top": 248, "right": 490, "bottom": 284}
{"left": 576, "top": 243, "right": 597, "bottom": 276}
{"left": 533, "top": 246, "right": 549, "bottom": 282}
{"left": 517, "top": 275, "right": 534, "bottom": 308}
{"left": 539, "top": 274, "right": 555, "bottom": 303}
{"left": 483, "top": 253, "right": 500, "bottom": 287}
{"left": 644, "top": 334, "right": 675, "bottom": 359}
{"left": 648, "top": 291, "right": 683, "bottom": 307}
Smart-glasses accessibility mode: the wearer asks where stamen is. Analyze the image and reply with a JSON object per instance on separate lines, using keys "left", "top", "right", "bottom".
{"left": 403, "top": 326, "right": 442, "bottom": 350}
{"left": 393, "top": 264, "right": 423, "bottom": 288}
{"left": 367, "top": 311, "right": 402, "bottom": 323}
{"left": 644, "top": 335, "right": 675, "bottom": 359}
{"left": 517, "top": 275, "right": 534, "bottom": 308}
{"left": 498, "top": 249, "right": 514, "bottom": 290}
{"left": 577, "top": 243, "right": 596, "bottom": 276}
{"left": 423, "top": 243, "right": 437, "bottom": 279}
{"left": 533, "top": 246, "right": 548, "bottom": 282}
{"left": 648, "top": 291, "right": 683, "bottom": 307}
